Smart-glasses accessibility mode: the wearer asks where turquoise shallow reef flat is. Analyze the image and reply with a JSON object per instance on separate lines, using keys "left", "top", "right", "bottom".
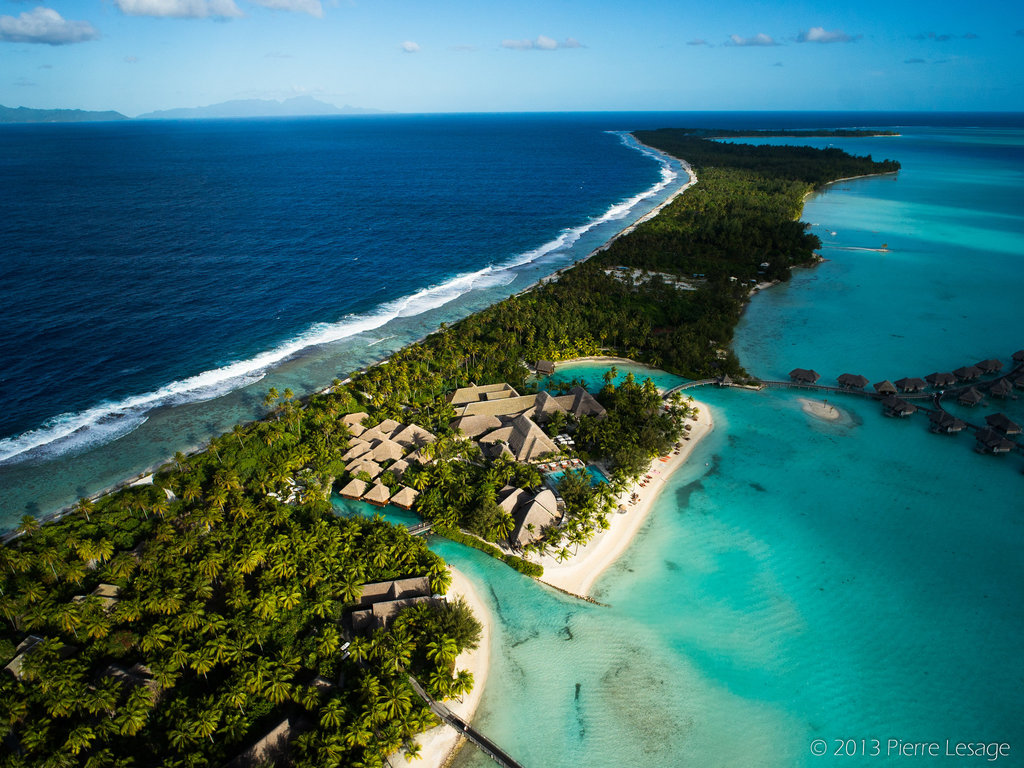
{"left": 439, "top": 125, "right": 1023, "bottom": 767}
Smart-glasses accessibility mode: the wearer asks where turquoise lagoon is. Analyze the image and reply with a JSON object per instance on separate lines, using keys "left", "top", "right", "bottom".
{"left": 392, "top": 126, "right": 1024, "bottom": 767}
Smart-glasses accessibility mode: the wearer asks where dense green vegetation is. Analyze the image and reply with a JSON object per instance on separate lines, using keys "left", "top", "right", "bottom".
{"left": 676, "top": 128, "right": 899, "bottom": 139}
{"left": 0, "top": 390, "right": 480, "bottom": 768}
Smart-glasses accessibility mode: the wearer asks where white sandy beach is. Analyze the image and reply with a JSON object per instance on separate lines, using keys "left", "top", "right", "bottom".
{"left": 798, "top": 396, "right": 842, "bottom": 422}
{"left": 409, "top": 566, "right": 492, "bottom": 768}
{"left": 536, "top": 398, "right": 713, "bottom": 598}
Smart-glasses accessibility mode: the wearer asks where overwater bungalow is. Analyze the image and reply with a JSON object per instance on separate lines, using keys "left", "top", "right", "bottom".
{"left": 929, "top": 411, "right": 966, "bottom": 434}
{"left": 363, "top": 482, "right": 392, "bottom": 507}
{"left": 1013, "top": 374, "right": 1024, "bottom": 390}
{"left": 957, "top": 387, "right": 984, "bottom": 406}
{"left": 975, "top": 359, "right": 1003, "bottom": 375}
{"left": 873, "top": 380, "right": 897, "bottom": 395}
{"left": 925, "top": 372, "right": 957, "bottom": 388}
{"left": 837, "top": 373, "right": 869, "bottom": 390}
{"left": 974, "top": 428, "right": 1015, "bottom": 454}
{"left": 789, "top": 368, "right": 820, "bottom": 384}
{"left": 953, "top": 365, "right": 983, "bottom": 381}
{"left": 882, "top": 395, "right": 917, "bottom": 418}
{"left": 988, "top": 378, "right": 1013, "bottom": 398}
{"left": 894, "top": 377, "right": 927, "bottom": 393}
{"left": 1013, "top": 350, "right": 1024, "bottom": 364}
{"left": 338, "top": 478, "right": 367, "bottom": 500}
{"left": 390, "top": 486, "right": 419, "bottom": 510}
{"left": 985, "top": 413, "right": 1022, "bottom": 435}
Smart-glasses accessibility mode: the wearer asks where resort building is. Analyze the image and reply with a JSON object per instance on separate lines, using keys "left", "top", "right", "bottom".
{"left": 479, "top": 413, "right": 559, "bottom": 463}
{"left": 929, "top": 411, "right": 966, "bottom": 434}
{"left": 535, "top": 360, "right": 556, "bottom": 376}
{"left": 499, "top": 487, "right": 561, "bottom": 549}
{"left": 338, "top": 478, "right": 368, "bottom": 500}
{"left": 974, "top": 428, "right": 1015, "bottom": 454}
{"left": 925, "top": 372, "right": 957, "bottom": 388}
{"left": 957, "top": 387, "right": 984, "bottom": 406}
{"left": 985, "top": 413, "right": 1021, "bottom": 435}
{"left": 837, "top": 373, "right": 869, "bottom": 390}
{"left": 789, "top": 368, "right": 820, "bottom": 384}
{"left": 363, "top": 483, "right": 392, "bottom": 507}
{"left": 882, "top": 395, "right": 917, "bottom": 418}
{"left": 988, "top": 378, "right": 1013, "bottom": 398}
{"left": 894, "top": 377, "right": 927, "bottom": 393}
{"left": 975, "top": 359, "right": 1003, "bottom": 375}
{"left": 953, "top": 365, "right": 982, "bottom": 382}
{"left": 873, "top": 380, "right": 897, "bottom": 395}
{"left": 391, "top": 486, "right": 419, "bottom": 510}
{"left": 350, "top": 576, "right": 435, "bottom": 632}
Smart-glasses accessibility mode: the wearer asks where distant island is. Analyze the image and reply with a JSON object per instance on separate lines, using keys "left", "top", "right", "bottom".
{"left": 0, "top": 97, "right": 382, "bottom": 124}
{"left": 135, "top": 96, "right": 384, "bottom": 120}
{"left": 0, "top": 105, "right": 128, "bottom": 124}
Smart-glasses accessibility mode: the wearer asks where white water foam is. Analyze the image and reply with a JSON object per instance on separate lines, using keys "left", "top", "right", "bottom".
{"left": 0, "top": 137, "right": 683, "bottom": 466}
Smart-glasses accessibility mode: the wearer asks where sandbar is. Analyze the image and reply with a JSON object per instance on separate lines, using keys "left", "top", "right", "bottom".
{"left": 798, "top": 397, "right": 842, "bottom": 422}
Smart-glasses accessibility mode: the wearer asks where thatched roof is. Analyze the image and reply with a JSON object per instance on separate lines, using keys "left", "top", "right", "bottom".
{"left": 975, "top": 428, "right": 1014, "bottom": 452}
{"left": 929, "top": 411, "right": 965, "bottom": 432}
{"left": 1013, "top": 374, "right": 1024, "bottom": 390}
{"left": 371, "top": 439, "right": 405, "bottom": 463}
{"left": 789, "top": 368, "right": 820, "bottom": 384}
{"left": 989, "top": 378, "right": 1013, "bottom": 397}
{"left": 497, "top": 487, "right": 527, "bottom": 515}
{"left": 957, "top": 387, "right": 984, "bottom": 406}
{"left": 985, "top": 412, "right": 1022, "bottom": 435}
{"left": 535, "top": 360, "right": 555, "bottom": 375}
{"left": 882, "top": 395, "right": 917, "bottom": 416}
{"left": 556, "top": 386, "right": 607, "bottom": 419}
{"left": 377, "top": 418, "right": 402, "bottom": 435}
{"left": 873, "top": 380, "right": 897, "bottom": 395}
{"left": 357, "top": 576, "right": 431, "bottom": 606}
{"left": 391, "top": 424, "right": 436, "bottom": 448}
{"left": 532, "top": 391, "right": 568, "bottom": 423}
{"left": 451, "top": 413, "right": 503, "bottom": 438}
{"left": 459, "top": 394, "right": 538, "bottom": 418}
{"left": 450, "top": 383, "right": 519, "bottom": 406}
{"left": 1012, "top": 349, "right": 1024, "bottom": 363}
{"left": 346, "top": 459, "right": 383, "bottom": 479}
{"left": 338, "top": 478, "right": 368, "bottom": 499}
{"left": 837, "top": 373, "right": 869, "bottom": 389}
{"left": 953, "top": 365, "right": 982, "bottom": 381}
{"left": 508, "top": 413, "right": 559, "bottom": 462}
{"left": 894, "top": 377, "right": 927, "bottom": 392}
{"left": 363, "top": 483, "right": 392, "bottom": 506}
{"left": 975, "top": 358, "right": 1003, "bottom": 374}
{"left": 511, "top": 489, "right": 560, "bottom": 548}
{"left": 925, "top": 372, "right": 957, "bottom": 387}
{"left": 342, "top": 440, "right": 371, "bottom": 461}
{"left": 388, "top": 459, "right": 410, "bottom": 479}
{"left": 342, "top": 412, "right": 369, "bottom": 427}
{"left": 391, "top": 486, "right": 419, "bottom": 509}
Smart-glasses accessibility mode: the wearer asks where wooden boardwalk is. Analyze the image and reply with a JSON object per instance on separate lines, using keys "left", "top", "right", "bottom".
{"left": 408, "top": 676, "right": 525, "bottom": 768}
{"left": 665, "top": 361, "right": 1024, "bottom": 460}
{"left": 406, "top": 521, "right": 433, "bottom": 536}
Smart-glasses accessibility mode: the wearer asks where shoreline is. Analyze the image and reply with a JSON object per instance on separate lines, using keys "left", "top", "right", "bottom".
{"left": 410, "top": 566, "right": 493, "bottom": 768}
{"left": 536, "top": 397, "right": 713, "bottom": 598}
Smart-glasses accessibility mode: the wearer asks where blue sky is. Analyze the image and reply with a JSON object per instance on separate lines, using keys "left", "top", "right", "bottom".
{"left": 1, "top": 0, "right": 1022, "bottom": 115}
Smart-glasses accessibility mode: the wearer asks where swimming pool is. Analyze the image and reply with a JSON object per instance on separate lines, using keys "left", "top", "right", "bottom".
{"left": 545, "top": 465, "right": 609, "bottom": 490}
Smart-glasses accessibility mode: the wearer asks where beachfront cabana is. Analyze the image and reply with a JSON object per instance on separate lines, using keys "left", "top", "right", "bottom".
{"left": 925, "top": 372, "right": 957, "bottom": 388}
{"left": 535, "top": 360, "right": 555, "bottom": 376}
{"left": 929, "top": 411, "right": 966, "bottom": 434}
{"left": 837, "top": 373, "right": 869, "bottom": 390}
{"left": 988, "top": 378, "right": 1013, "bottom": 398}
{"left": 338, "top": 478, "right": 368, "bottom": 500}
{"left": 957, "top": 387, "right": 984, "bottom": 406}
{"left": 975, "top": 359, "right": 1003, "bottom": 375}
{"left": 953, "top": 365, "right": 982, "bottom": 382}
{"left": 882, "top": 395, "right": 917, "bottom": 418}
{"left": 974, "top": 428, "right": 1014, "bottom": 454}
{"left": 873, "top": 380, "right": 897, "bottom": 395}
{"left": 985, "top": 413, "right": 1022, "bottom": 435}
{"left": 363, "top": 483, "right": 392, "bottom": 507}
{"left": 894, "top": 377, "right": 927, "bottom": 393}
{"left": 390, "top": 486, "right": 419, "bottom": 510}
{"left": 789, "top": 368, "right": 820, "bottom": 384}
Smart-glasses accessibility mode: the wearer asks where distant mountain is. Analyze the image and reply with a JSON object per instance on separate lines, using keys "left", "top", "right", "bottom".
{"left": 136, "top": 96, "right": 383, "bottom": 120}
{"left": 0, "top": 105, "right": 128, "bottom": 124}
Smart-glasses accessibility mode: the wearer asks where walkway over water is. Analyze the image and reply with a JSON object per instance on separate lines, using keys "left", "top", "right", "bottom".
{"left": 406, "top": 521, "right": 433, "bottom": 536}
{"left": 408, "top": 676, "right": 524, "bottom": 768}
{"left": 666, "top": 358, "right": 1024, "bottom": 461}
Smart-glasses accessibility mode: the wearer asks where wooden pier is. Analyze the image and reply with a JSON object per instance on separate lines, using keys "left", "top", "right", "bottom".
{"left": 408, "top": 675, "right": 525, "bottom": 768}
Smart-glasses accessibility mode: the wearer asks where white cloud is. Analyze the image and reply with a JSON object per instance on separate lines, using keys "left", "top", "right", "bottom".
{"left": 728, "top": 33, "right": 780, "bottom": 47}
{"left": 0, "top": 6, "right": 99, "bottom": 45}
{"left": 247, "top": 0, "right": 322, "bottom": 18}
{"left": 501, "top": 35, "right": 584, "bottom": 51}
{"left": 797, "top": 26, "right": 858, "bottom": 43}
{"left": 124, "top": 55, "right": 139, "bottom": 62}
{"left": 114, "top": 0, "right": 243, "bottom": 19}
{"left": 400, "top": 40, "right": 420, "bottom": 53}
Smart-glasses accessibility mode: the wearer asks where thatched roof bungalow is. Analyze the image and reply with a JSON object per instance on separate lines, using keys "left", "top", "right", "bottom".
{"left": 535, "top": 360, "right": 555, "bottom": 376}
{"left": 873, "top": 380, "right": 897, "bottom": 395}
{"left": 346, "top": 459, "right": 383, "bottom": 479}
{"left": 351, "top": 576, "right": 435, "bottom": 632}
{"left": 929, "top": 411, "right": 966, "bottom": 434}
{"left": 894, "top": 377, "right": 927, "bottom": 393}
{"left": 789, "top": 368, "right": 820, "bottom": 384}
{"left": 556, "top": 386, "right": 607, "bottom": 419}
{"left": 391, "top": 486, "right": 419, "bottom": 510}
{"left": 342, "top": 441, "right": 371, "bottom": 462}
{"left": 371, "top": 439, "right": 405, "bottom": 463}
{"left": 1013, "top": 350, "right": 1024, "bottom": 364}
{"left": 391, "top": 424, "right": 436, "bottom": 449}
{"left": 363, "top": 483, "right": 392, "bottom": 506}
{"left": 837, "top": 373, "right": 869, "bottom": 390}
{"left": 533, "top": 391, "right": 569, "bottom": 423}
{"left": 975, "top": 358, "right": 1003, "bottom": 374}
{"left": 388, "top": 459, "right": 410, "bottom": 479}
{"left": 511, "top": 489, "right": 560, "bottom": 549}
{"left": 882, "top": 395, "right": 917, "bottom": 418}
{"left": 342, "top": 412, "right": 369, "bottom": 427}
{"left": 1013, "top": 374, "right": 1024, "bottom": 390}
{"left": 338, "top": 478, "right": 367, "bottom": 500}
{"left": 957, "top": 387, "right": 984, "bottom": 406}
{"left": 508, "top": 413, "right": 560, "bottom": 462}
{"left": 451, "top": 413, "right": 503, "bottom": 438}
{"left": 953, "top": 365, "right": 982, "bottom": 381}
{"left": 925, "top": 372, "right": 957, "bottom": 388}
{"left": 985, "top": 413, "right": 1022, "bottom": 435}
{"left": 974, "top": 428, "right": 1014, "bottom": 454}
{"left": 988, "top": 378, "right": 1013, "bottom": 398}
